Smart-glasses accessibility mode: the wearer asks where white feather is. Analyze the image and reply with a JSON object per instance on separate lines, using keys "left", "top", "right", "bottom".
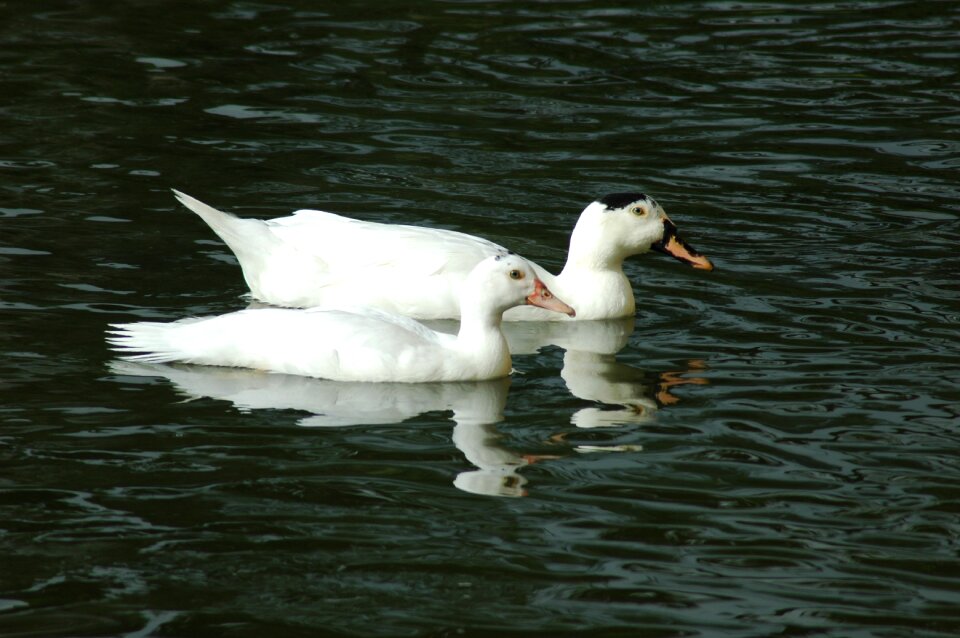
{"left": 173, "top": 190, "right": 708, "bottom": 320}
{"left": 107, "top": 255, "right": 574, "bottom": 383}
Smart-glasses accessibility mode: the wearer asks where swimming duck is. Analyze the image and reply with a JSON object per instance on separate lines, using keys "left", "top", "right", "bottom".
{"left": 173, "top": 190, "right": 712, "bottom": 321}
{"left": 107, "top": 254, "right": 574, "bottom": 383}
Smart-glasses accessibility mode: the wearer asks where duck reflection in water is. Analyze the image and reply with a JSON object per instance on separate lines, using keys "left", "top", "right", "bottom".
{"left": 110, "top": 361, "right": 533, "bottom": 497}
{"left": 109, "top": 320, "right": 706, "bottom": 497}
{"left": 450, "top": 316, "right": 709, "bottom": 428}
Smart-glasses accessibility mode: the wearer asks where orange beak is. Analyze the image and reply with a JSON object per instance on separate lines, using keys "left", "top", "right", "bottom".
{"left": 652, "top": 219, "right": 714, "bottom": 271}
{"left": 526, "top": 279, "right": 576, "bottom": 317}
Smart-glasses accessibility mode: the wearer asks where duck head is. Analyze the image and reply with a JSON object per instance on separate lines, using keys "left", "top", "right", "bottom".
{"left": 576, "top": 193, "right": 714, "bottom": 271}
{"left": 470, "top": 254, "right": 576, "bottom": 318}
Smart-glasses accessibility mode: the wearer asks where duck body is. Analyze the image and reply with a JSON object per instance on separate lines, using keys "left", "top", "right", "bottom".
{"left": 109, "top": 306, "right": 490, "bottom": 383}
{"left": 108, "top": 255, "right": 575, "bottom": 383}
{"left": 174, "top": 190, "right": 712, "bottom": 321}
{"left": 199, "top": 202, "right": 502, "bottom": 317}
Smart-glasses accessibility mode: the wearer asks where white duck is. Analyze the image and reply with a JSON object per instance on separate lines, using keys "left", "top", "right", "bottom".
{"left": 173, "top": 190, "right": 713, "bottom": 321}
{"left": 107, "top": 254, "right": 574, "bottom": 383}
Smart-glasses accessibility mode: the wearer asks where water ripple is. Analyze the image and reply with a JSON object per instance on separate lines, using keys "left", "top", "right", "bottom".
{"left": 2, "top": 1, "right": 960, "bottom": 636}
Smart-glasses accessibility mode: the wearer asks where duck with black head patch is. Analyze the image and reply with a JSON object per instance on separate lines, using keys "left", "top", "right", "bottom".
{"left": 171, "top": 190, "right": 712, "bottom": 321}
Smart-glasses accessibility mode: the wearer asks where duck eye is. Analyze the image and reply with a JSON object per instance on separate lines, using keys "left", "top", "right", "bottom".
{"left": 631, "top": 205, "right": 646, "bottom": 216}
{"left": 509, "top": 269, "right": 523, "bottom": 280}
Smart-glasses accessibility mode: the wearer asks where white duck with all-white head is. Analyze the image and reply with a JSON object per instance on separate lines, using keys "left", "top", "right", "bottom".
{"left": 107, "top": 254, "right": 574, "bottom": 383}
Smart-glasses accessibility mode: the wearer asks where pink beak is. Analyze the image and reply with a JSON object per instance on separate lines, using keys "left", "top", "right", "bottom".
{"left": 526, "top": 279, "right": 576, "bottom": 317}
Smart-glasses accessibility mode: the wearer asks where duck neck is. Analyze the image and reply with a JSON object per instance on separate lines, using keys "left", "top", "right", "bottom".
{"left": 456, "top": 298, "right": 511, "bottom": 372}
{"left": 560, "top": 219, "right": 625, "bottom": 276}
{"left": 557, "top": 221, "right": 635, "bottom": 319}
{"left": 457, "top": 299, "right": 507, "bottom": 346}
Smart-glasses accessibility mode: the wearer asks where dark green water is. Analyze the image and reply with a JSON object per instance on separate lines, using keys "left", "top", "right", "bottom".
{"left": 3, "top": 1, "right": 959, "bottom": 636}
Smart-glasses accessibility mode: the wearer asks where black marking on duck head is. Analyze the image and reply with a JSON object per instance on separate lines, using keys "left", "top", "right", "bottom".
{"left": 494, "top": 251, "right": 515, "bottom": 261}
{"left": 599, "top": 192, "right": 650, "bottom": 211}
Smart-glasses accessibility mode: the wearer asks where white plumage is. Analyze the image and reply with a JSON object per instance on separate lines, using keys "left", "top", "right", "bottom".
{"left": 174, "top": 190, "right": 712, "bottom": 321}
{"left": 107, "top": 254, "right": 574, "bottom": 383}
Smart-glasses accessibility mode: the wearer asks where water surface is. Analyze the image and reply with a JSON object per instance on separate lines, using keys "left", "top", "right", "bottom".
{"left": 2, "top": 1, "right": 959, "bottom": 636}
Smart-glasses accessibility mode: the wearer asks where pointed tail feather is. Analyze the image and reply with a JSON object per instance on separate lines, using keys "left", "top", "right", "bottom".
{"left": 107, "top": 321, "right": 194, "bottom": 364}
{"left": 171, "top": 189, "right": 275, "bottom": 252}
{"left": 173, "top": 189, "right": 242, "bottom": 236}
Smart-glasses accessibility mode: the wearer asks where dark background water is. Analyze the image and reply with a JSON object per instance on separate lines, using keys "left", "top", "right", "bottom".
{"left": 2, "top": 1, "right": 960, "bottom": 636}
